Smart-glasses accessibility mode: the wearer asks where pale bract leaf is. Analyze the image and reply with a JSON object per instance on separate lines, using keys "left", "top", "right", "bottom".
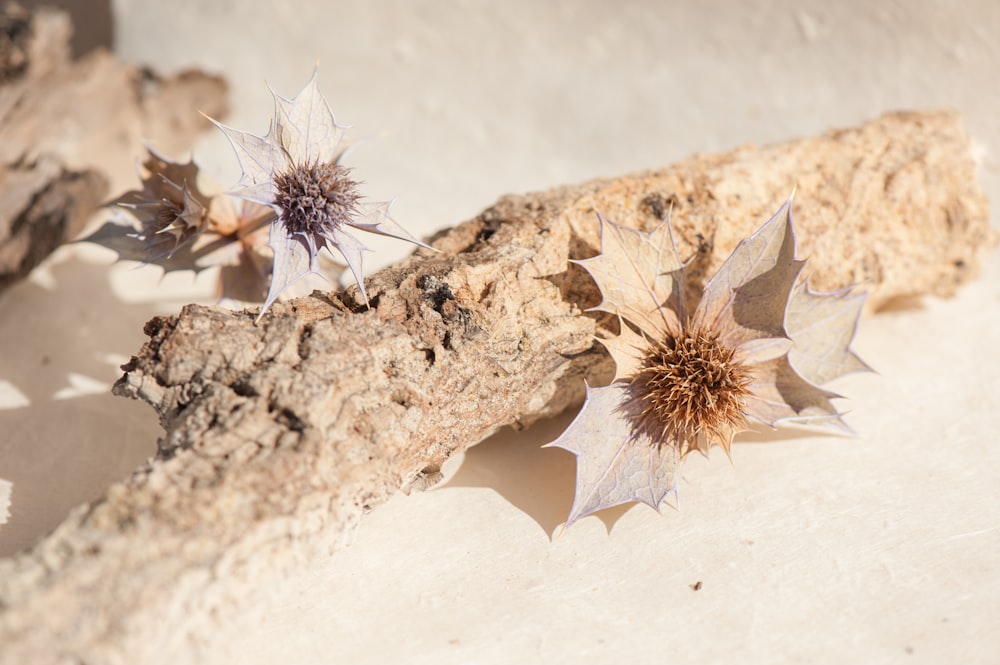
{"left": 209, "top": 118, "right": 287, "bottom": 206}
{"left": 329, "top": 224, "right": 372, "bottom": 305}
{"left": 733, "top": 336, "right": 793, "bottom": 365}
{"left": 573, "top": 216, "right": 684, "bottom": 338}
{"left": 743, "top": 356, "right": 848, "bottom": 431}
{"left": 259, "top": 225, "right": 319, "bottom": 321}
{"left": 787, "top": 282, "right": 871, "bottom": 386}
{"left": 692, "top": 199, "right": 803, "bottom": 347}
{"left": 598, "top": 319, "right": 649, "bottom": 382}
{"left": 546, "top": 383, "right": 679, "bottom": 527}
{"left": 272, "top": 68, "right": 347, "bottom": 165}
{"left": 349, "top": 201, "right": 435, "bottom": 250}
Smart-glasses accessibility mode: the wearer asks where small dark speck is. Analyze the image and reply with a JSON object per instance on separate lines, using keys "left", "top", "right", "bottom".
{"left": 640, "top": 193, "right": 669, "bottom": 220}
{"left": 689, "top": 581, "right": 702, "bottom": 591}
{"left": 475, "top": 216, "right": 502, "bottom": 243}
{"left": 417, "top": 274, "right": 455, "bottom": 312}
{"left": 686, "top": 195, "right": 695, "bottom": 204}
{"left": 904, "top": 646, "right": 914, "bottom": 655}
{"left": 275, "top": 408, "right": 305, "bottom": 432}
{"left": 448, "top": 639, "right": 460, "bottom": 646}
{"left": 695, "top": 232, "right": 711, "bottom": 254}
{"left": 40, "top": 355, "right": 50, "bottom": 366}
{"left": 954, "top": 259, "right": 966, "bottom": 269}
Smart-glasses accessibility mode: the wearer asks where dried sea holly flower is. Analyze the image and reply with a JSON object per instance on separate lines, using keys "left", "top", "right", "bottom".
{"left": 82, "top": 147, "right": 277, "bottom": 301}
{"left": 110, "top": 148, "right": 213, "bottom": 258}
{"left": 208, "top": 69, "right": 432, "bottom": 318}
{"left": 548, "top": 200, "right": 870, "bottom": 527}
{"left": 85, "top": 70, "right": 428, "bottom": 314}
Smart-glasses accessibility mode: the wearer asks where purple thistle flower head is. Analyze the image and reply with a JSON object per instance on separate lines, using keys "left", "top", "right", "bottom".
{"left": 208, "top": 68, "right": 431, "bottom": 320}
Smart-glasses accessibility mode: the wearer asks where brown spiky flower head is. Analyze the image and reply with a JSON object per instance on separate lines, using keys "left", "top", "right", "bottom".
{"left": 547, "top": 200, "right": 870, "bottom": 527}
{"left": 209, "top": 68, "right": 431, "bottom": 319}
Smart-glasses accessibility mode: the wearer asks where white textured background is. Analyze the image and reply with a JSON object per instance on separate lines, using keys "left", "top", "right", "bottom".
{"left": 1, "top": 1, "right": 998, "bottom": 662}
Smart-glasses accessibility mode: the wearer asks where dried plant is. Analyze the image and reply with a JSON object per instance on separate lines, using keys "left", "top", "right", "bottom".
{"left": 208, "top": 69, "right": 431, "bottom": 318}
{"left": 83, "top": 147, "right": 276, "bottom": 303}
{"left": 547, "top": 200, "right": 870, "bottom": 527}
{"left": 84, "top": 70, "right": 430, "bottom": 317}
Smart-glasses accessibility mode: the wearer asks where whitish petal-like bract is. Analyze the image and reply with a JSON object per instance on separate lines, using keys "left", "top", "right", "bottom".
{"left": 547, "top": 383, "right": 679, "bottom": 525}
{"left": 574, "top": 214, "right": 685, "bottom": 337}
{"left": 549, "top": 199, "right": 870, "bottom": 527}
{"left": 209, "top": 69, "right": 432, "bottom": 320}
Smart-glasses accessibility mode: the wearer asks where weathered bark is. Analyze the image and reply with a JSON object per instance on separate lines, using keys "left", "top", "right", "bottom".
{"left": 0, "top": 111, "right": 992, "bottom": 664}
{"left": 0, "top": 4, "right": 228, "bottom": 293}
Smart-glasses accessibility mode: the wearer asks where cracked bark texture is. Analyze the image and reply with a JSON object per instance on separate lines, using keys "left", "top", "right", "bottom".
{"left": 0, "top": 4, "right": 228, "bottom": 293}
{"left": 0, "top": 110, "right": 993, "bottom": 665}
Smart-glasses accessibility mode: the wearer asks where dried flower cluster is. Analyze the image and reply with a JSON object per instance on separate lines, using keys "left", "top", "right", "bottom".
{"left": 84, "top": 70, "right": 429, "bottom": 317}
{"left": 85, "top": 66, "right": 872, "bottom": 533}
{"left": 547, "top": 201, "right": 870, "bottom": 527}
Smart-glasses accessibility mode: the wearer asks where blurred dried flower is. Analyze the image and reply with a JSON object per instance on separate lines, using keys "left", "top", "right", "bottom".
{"left": 82, "top": 147, "right": 277, "bottom": 302}
{"left": 547, "top": 200, "right": 870, "bottom": 527}
{"left": 110, "top": 149, "right": 212, "bottom": 258}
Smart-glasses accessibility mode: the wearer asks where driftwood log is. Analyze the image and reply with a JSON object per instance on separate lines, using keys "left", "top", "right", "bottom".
{"left": 0, "top": 111, "right": 993, "bottom": 664}
{"left": 0, "top": 3, "right": 227, "bottom": 293}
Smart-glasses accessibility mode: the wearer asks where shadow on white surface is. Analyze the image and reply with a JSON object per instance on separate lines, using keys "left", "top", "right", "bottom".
{"left": 0, "top": 255, "right": 166, "bottom": 556}
{"left": 442, "top": 411, "right": 647, "bottom": 535}
{"left": 440, "top": 396, "right": 854, "bottom": 536}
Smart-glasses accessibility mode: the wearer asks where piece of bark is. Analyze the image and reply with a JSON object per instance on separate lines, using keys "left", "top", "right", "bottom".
{"left": 17, "top": 0, "right": 113, "bottom": 58}
{"left": 0, "top": 3, "right": 228, "bottom": 293}
{"left": 0, "top": 111, "right": 993, "bottom": 664}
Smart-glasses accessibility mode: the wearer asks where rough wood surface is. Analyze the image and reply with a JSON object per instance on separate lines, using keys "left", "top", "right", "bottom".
{"left": 0, "top": 111, "right": 992, "bottom": 664}
{"left": 0, "top": 4, "right": 228, "bottom": 293}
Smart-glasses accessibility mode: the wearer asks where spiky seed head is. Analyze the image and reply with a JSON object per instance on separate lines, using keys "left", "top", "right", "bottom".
{"left": 151, "top": 187, "right": 204, "bottom": 244}
{"left": 272, "top": 161, "right": 361, "bottom": 238}
{"left": 630, "top": 328, "right": 753, "bottom": 457}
